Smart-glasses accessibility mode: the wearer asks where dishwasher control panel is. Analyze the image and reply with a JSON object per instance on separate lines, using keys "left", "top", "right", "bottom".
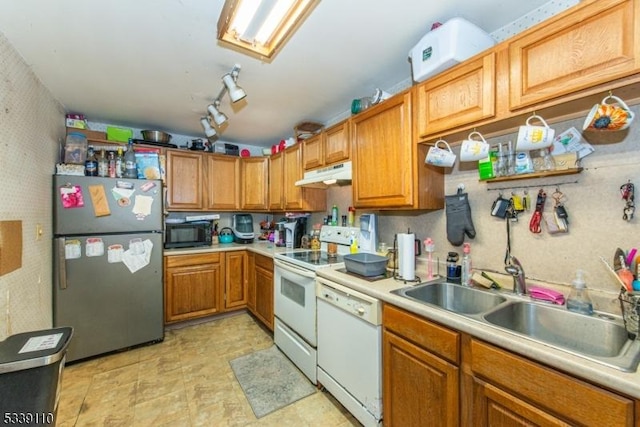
{"left": 316, "top": 278, "right": 381, "bottom": 325}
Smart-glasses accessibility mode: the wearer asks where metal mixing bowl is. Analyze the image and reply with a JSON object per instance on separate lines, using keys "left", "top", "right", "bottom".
{"left": 141, "top": 130, "right": 172, "bottom": 143}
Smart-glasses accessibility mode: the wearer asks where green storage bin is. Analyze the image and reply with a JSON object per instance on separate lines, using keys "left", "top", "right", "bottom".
{"left": 106, "top": 126, "right": 133, "bottom": 142}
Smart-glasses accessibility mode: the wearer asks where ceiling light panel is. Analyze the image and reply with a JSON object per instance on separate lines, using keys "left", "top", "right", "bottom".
{"left": 218, "top": 0, "right": 318, "bottom": 60}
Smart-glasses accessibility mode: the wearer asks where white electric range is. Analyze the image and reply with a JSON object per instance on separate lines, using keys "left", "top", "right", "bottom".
{"left": 273, "top": 225, "right": 359, "bottom": 384}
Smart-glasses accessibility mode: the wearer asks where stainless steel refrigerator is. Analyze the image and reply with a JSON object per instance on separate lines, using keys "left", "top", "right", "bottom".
{"left": 53, "top": 175, "right": 164, "bottom": 362}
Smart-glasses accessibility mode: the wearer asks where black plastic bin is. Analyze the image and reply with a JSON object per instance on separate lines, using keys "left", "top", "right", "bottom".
{"left": 0, "top": 327, "right": 73, "bottom": 426}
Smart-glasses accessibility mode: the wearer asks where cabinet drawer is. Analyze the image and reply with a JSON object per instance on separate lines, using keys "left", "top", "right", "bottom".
{"left": 470, "top": 339, "right": 634, "bottom": 426}
{"left": 165, "top": 252, "right": 221, "bottom": 268}
{"left": 383, "top": 304, "right": 459, "bottom": 364}
{"left": 255, "top": 253, "right": 273, "bottom": 270}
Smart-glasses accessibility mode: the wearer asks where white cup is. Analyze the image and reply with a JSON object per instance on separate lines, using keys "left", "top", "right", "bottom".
{"left": 516, "top": 114, "right": 555, "bottom": 151}
{"left": 583, "top": 94, "right": 635, "bottom": 131}
{"left": 425, "top": 140, "right": 456, "bottom": 167}
{"left": 459, "top": 131, "right": 490, "bottom": 162}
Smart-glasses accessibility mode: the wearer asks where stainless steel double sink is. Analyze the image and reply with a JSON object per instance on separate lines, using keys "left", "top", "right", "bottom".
{"left": 392, "top": 281, "right": 640, "bottom": 372}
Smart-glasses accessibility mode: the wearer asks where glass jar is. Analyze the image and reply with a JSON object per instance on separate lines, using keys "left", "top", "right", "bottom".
{"left": 310, "top": 225, "right": 321, "bottom": 250}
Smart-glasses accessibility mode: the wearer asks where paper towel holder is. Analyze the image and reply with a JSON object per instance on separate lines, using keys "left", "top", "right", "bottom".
{"left": 393, "top": 229, "right": 422, "bottom": 283}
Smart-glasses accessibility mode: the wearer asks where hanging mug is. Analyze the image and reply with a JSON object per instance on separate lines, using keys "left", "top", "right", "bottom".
{"left": 425, "top": 140, "right": 456, "bottom": 167}
{"left": 516, "top": 114, "right": 555, "bottom": 151}
{"left": 459, "top": 131, "right": 490, "bottom": 162}
{"left": 583, "top": 94, "right": 635, "bottom": 131}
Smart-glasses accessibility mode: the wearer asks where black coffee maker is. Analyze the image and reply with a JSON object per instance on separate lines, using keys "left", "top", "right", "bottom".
{"left": 284, "top": 217, "right": 307, "bottom": 248}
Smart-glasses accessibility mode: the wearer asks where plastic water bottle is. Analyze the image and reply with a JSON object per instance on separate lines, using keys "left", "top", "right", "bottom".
{"left": 124, "top": 139, "right": 137, "bottom": 178}
{"left": 461, "top": 243, "right": 472, "bottom": 286}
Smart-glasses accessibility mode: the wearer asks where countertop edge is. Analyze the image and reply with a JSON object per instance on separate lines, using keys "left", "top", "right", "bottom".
{"left": 316, "top": 267, "right": 640, "bottom": 400}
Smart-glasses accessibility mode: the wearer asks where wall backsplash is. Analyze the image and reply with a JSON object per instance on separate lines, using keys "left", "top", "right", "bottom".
{"left": 322, "top": 103, "right": 640, "bottom": 313}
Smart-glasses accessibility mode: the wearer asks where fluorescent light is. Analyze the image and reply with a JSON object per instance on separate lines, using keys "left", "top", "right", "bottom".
{"left": 218, "top": 0, "right": 318, "bottom": 60}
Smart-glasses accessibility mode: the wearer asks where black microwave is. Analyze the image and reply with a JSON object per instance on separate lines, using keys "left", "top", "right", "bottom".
{"left": 164, "top": 220, "right": 213, "bottom": 249}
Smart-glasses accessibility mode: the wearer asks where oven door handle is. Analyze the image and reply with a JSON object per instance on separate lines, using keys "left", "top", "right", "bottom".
{"left": 274, "top": 259, "right": 317, "bottom": 279}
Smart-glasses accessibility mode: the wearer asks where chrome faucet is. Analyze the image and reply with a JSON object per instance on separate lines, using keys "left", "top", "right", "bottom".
{"left": 505, "top": 256, "right": 527, "bottom": 295}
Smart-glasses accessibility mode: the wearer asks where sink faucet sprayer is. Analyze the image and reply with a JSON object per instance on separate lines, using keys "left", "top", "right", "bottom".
{"left": 505, "top": 256, "right": 526, "bottom": 295}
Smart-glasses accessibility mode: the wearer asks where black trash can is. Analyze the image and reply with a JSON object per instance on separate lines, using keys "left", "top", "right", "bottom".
{"left": 0, "top": 327, "right": 73, "bottom": 426}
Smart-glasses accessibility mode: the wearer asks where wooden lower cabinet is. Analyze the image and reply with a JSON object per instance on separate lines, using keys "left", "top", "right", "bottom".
{"left": 247, "top": 252, "right": 274, "bottom": 330}
{"left": 383, "top": 304, "right": 638, "bottom": 426}
{"left": 463, "top": 337, "right": 635, "bottom": 426}
{"left": 224, "top": 251, "right": 248, "bottom": 310}
{"left": 383, "top": 304, "right": 460, "bottom": 427}
{"left": 164, "top": 253, "right": 223, "bottom": 323}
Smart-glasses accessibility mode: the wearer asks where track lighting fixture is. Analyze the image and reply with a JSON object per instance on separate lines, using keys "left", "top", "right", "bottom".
{"left": 200, "top": 117, "right": 217, "bottom": 138}
{"left": 207, "top": 102, "right": 228, "bottom": 126}
{"left": 200, "top": 64, "right": 246, "bottom": 138}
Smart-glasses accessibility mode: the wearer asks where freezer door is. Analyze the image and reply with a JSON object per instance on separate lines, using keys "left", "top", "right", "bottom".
{"left": 53, "top": 175, "right": 163, "bottom": 235}
{"left": 53, "top": 232, "right": 164, "bottom": 362}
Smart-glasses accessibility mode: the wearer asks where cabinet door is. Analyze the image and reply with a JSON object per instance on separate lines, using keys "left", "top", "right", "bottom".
{"left": 254, "top": 255, "right": 274, "bottom": 331}
{"left": 471, "top": 377, "right": 569, "bottom": 426}
{"left": 509, "top": 0, "right": 640, "bottom": 109}
{"left": 415, "top": 52, "right": 496, "bottom": 139}
{"left": 241, "top": 157, "right": 269, "bottom": 210}
{"left": 166, "top": 150, "right": 204, "bottom": 210}
{"left": 324, "top": 121, "right": 350, "bottom": 166}
{"left": 303, "top": 134, "right": 323, "bottom": 170}
{"left": 224, "top": 251, "right": 248, "bottom": 310}
{"left": 469, "top": 339, "right": 635, "bottom": 426}
{"left": 283, "top": 144, "right": 305, "bottom": 210}
{"left": 205, "top": 154, "right": 240, "bottom": 210}
{"left": 268, "top": 153, "right": 284, "bottom": 210}
{"left": 383, "top": 330, "right": 459, "bottom": 427}
{"left": 247, "top": 252, "right": 256, "bottom": 313}
{"left": 164, "top": 254, "right": 222, "bottom": 323}
{"left": 352, "top": 92, "right": 414, "bottom": 208}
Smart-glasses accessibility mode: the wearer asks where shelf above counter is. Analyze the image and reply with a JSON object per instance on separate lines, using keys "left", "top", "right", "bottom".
{"left": 481, "top": 167, "right": 583, "bottom": 183}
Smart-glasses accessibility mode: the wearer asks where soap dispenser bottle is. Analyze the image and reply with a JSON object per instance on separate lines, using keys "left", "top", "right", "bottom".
{"left": 566, "top": 269, "right": 593, "bottom": 315}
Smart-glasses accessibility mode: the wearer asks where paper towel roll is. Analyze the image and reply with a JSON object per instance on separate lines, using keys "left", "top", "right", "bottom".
{"left": 397, "top": 233, "right": 416, "bottom": 280}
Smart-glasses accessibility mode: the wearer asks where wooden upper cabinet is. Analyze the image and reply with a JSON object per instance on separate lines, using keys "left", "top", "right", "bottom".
{"left": 415, "top": 52, "right": 496, "bottom": 139}
{"left": 166, "top": 150, "right": 204, "bottom": 210}
{"left": 509, "top": 0, "right": 640, "bottom": 110}
{"left": 323, "top": 121, "right": 350, "bottom": 166}
{"left": 303, "top": 121, "right": 350, "bottom": 171}
{"left": 302, "top": 133, "right": 323, "bottom": 170}
{"left": 205, "top": 154, "right": 240, "bottom": 210}
{"left": 241, "top": 157, "right": 269, "bottom": 210}
{"left": 268, "top": 152, "right": 284, "bottom": 211}
{"left": 352, "top": 91, "right": 443, "bottom": 210}
{"left": 283, "top": 143, "right": 326, "bottom": 212}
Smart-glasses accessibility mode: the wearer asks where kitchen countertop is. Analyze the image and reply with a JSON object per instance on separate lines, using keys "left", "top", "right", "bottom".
{"left": 316, "top": 266, "right": 640, "bottom": 400}
{"left": 164, "top": 243, "right": 640, "bottom": 399}
{"left": 163, "top": 240, "right": 288, "bottom": 258}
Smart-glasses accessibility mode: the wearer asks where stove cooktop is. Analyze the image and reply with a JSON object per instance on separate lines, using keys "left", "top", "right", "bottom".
{"left": 276, "top": 250, "right": 344, "bottom": 268}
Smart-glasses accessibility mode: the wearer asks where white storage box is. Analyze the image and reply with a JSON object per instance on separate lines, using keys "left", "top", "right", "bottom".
{"left": 409, "top": 17, "right": 496, "bottom": 83}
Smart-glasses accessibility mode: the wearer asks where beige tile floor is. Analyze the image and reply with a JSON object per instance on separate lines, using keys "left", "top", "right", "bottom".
{"left": 56, "top": 312, "right": 361, "bottom": 426}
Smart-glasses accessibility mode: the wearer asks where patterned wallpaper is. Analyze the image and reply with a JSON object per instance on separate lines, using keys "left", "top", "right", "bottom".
{"left": 0, "top": 31, "right": 65, "bottom": 339}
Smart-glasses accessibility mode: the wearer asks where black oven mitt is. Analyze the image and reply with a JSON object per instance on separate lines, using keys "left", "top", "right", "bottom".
{"left": 445, "top": 190, "right": 476, "bottom": 246}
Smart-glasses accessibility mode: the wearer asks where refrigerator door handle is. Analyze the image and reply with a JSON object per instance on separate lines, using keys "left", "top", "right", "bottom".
{"left": 56, "top": 237, "right": 68, "bottom": 290}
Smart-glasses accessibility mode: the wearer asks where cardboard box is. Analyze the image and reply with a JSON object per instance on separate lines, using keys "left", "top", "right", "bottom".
{"left": 66, "top": 127, "right": 106, "bottom": 141}
{"left": 135, "top": 150, "right": 161, "bottom": 180}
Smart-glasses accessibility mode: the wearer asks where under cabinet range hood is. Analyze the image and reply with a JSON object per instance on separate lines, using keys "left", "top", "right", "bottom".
{"left": 295, "top": 161, "right": 352, "bottom": 188}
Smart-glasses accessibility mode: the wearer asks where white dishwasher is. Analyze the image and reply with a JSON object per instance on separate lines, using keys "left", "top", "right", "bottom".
{"left": 316, "top": 277, "right": 382, "bottom": 427}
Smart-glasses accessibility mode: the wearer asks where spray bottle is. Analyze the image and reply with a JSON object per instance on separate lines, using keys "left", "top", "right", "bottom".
{"left": 424, "top": 238, "right": 435, "bottom": 280}
{"left": 461, "top": 243, "right": 472, "bottom": 287}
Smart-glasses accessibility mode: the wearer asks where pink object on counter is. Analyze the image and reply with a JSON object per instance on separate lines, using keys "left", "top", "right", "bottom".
{"left": 529, "top": 286, "right": 565, "bottom": 305}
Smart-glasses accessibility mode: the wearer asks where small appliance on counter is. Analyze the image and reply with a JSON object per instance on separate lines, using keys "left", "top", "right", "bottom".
{"left": 359, "top": 213, "right": 378, "bottom": 253}
{"left": 274, "top": 222, "right": 287, "bottom": 247}
{"left": 232, "top": 213, "right": 255, "bottom": 244}
{"left": 284, "top": 217, "right": 307, "bottom": 249}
